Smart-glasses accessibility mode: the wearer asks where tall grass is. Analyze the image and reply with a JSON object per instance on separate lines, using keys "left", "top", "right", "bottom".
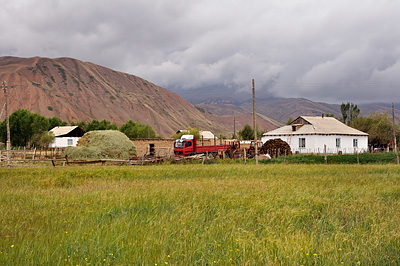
{"left": 1, "top": 165, "right": 400, "bottom": 265}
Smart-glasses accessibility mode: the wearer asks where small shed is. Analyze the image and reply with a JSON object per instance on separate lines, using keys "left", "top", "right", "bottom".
{"left": 261, "top": 116, "right": 369, "bottom": 154}
{"left": 48, "top": 126, "right": 85, "bottom": 148}
{"left": 200, "top": 130, "right": 216, "bottom": 140}
{"left": 130, "top": 139, "right": 175, "bottom": 157}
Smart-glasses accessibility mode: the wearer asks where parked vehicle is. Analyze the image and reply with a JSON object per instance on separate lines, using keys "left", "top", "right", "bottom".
{"left": 174, "top": 135, "right": 260, "bottom": 159}
{"left": 174, "top": 135, "right": 231, "bottom": 157}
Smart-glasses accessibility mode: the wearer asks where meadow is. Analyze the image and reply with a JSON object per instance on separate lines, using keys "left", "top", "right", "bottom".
{"left": 1, "top": 164, "right": 400, "bottom": 265}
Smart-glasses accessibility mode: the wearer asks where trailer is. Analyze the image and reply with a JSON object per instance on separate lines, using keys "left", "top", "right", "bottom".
{"left": 173, "top": 135, "right": 262, "bottom": 159}
{"left": 174, "top": 135, "right": 232, "bottom": 157}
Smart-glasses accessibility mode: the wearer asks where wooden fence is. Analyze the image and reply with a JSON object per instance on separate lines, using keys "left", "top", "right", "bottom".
{"left": 0, "top": 147, "right": 66, "bottom": 162}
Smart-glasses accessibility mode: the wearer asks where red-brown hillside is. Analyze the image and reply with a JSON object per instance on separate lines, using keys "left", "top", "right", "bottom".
{"left": 0, "top": 56, "right": 278, "bottom": 137}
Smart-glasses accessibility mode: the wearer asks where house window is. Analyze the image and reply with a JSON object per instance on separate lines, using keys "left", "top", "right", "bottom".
{"left": 336, "top": 138, "right": 341, "bottom": 147}
{"left": 353, "top": 139, "right": 358, "bottom": 148}
{"left": 67, "top": 139, "right": 73, "bottom": 146}
{"left": 299, "top": 138, "right": 306, "bottom": 148}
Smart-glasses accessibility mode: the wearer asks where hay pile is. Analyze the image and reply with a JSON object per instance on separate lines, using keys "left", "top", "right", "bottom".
{"left": 65, "top": 130, "right": 137, "bottom": 161}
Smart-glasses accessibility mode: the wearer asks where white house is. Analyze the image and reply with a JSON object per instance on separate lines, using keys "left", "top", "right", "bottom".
{"left": 261, "top": 116, "right": 369, "bottom": 154}
{"left": 48, "top": 126, "right": 85, "bottom": 148}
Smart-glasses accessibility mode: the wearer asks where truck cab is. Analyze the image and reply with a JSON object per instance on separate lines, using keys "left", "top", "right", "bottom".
{"left": 174, "top": 135, "right": 196, "bottom": 156}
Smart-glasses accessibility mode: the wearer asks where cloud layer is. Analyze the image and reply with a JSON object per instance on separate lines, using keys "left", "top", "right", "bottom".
{"left": 1, "top": 0, "right": 400, "bottom": 103}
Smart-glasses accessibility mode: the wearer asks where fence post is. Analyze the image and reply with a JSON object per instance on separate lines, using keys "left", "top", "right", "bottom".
{"left": 324, "top": 145, "right": 327, "bottom": 164}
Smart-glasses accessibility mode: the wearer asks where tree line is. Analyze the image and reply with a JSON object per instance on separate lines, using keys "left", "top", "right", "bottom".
{"left": 332, "top": 103, "right": 399, "bottom": 146}
{"left": 0, "top": 109, "right": 157, "bottom": 147}
{"left": 339, "top": 102, "right": 400, "bottom": 147}
{"left": 2, "top": 104, "right": 397, "bottom": 148}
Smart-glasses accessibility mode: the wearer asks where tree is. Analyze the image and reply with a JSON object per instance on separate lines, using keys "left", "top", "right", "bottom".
{"left": 84, "top": 119, "right": 117, "bottom": 132}
{"left": 238, "top": 124, "right": 254, "bottom": 140}
{"left": 341, "top": 102, "right": 360, "bottom": 125}
{"left": 0, "top": 109, "right": 55, "bottom": 147}
{"left": 31, "top": 113, "right": 50, "bottom": 134}
{"left": 340, "top": 102, "right": 350, "bottom": 124}
{"left": 48, "top": 117, "right": 63, "bottom": 130}
{"left": 350, "top": 104, "right": 360, "bottom": 123}
{"left": 86, "top": 120, "right": 100, "bottom": 132}
{"left": 171, "top": 127, "right": 200, "bottom": 139}
{"left": 257, "top": 127, "right": 266, "bottom": 139}
{"left": 2, "top": 109, "right": 33, "bottom": 146}
{"left": 31, "top": 131, "right": 55, "bottom": 147}
{"left": 351, "top": 112, "right": 400, "bottom": 146}
{"left": 119, "top": 120, "right": 156, "bottom": 139}
{"left": 98, "top": 119, "right": 117, "bottom": 130}
{"left": 286, "top": 117, "right": 293, "bottom": 125}
{"left": 76, "top": 121, "right": 87, "bottom": 131}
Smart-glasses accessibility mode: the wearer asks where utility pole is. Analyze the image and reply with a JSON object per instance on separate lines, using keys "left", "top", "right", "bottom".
{"left": 2, "top": 81, "right": 10, "bottom": 166}
{"left": 392, "top": 103, "right": 399, "bottom": 164}
{"left": 233, "top": 115, "right": 236, "bottom": 139}
{"left": 252, "top": 79, "right": 258, "bottom": 165}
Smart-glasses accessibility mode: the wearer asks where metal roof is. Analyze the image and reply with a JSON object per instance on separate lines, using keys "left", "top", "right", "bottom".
{"left": 50, "top": 126, "right": 79, "bottom": 137}
{"left": 263, "top": 116, "right": 368, "bottom": 136}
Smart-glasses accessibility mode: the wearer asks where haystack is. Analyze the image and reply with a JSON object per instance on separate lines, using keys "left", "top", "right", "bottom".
{"left": 65, "top": 130, "right": 137, "bottom": 161}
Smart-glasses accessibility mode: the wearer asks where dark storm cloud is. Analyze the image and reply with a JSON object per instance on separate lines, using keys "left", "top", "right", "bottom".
{"left": 1, "top": 0, "right": 399, "bottom": 103}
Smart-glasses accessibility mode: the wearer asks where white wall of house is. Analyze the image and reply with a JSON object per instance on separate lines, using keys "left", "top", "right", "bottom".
{"left": 49, "top": 137, "right": 80, "bottom": 148}
{"left": 261, "top": 135, "right": 368, "bottom": 154}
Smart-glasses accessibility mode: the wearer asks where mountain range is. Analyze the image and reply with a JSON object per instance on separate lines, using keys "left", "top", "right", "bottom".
{"left": 0, "top": 56, "right": 277, "bottom": 137}
{"left": 1, "top": 56, "right": 399, "bottom": 138}
{"left": 193, "top": 95, "right": 400, "bottom": 125}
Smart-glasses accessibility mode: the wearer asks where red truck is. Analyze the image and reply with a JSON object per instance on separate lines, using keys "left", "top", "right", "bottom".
{"left": 174, "top": 135, "right": 232, "bottom": 157}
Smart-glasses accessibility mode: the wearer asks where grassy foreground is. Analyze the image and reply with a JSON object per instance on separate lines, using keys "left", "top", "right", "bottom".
{"left": 1, "top": 164, "right": 400, "bottom": 265}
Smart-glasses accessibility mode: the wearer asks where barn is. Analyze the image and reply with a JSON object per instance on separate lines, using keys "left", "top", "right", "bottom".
{"left": 48, "top": 126, "right": 85, "bottom": 148}
{"left": 261, "top": 116, "right": 369, "bottom": 154}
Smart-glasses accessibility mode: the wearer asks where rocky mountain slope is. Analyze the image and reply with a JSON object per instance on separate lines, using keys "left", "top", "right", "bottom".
{"left": 0, "top": 56, "right": 278, "bottom": 137}
{"left": 197, "top": 98, "right": 400, "bottom": 125}
{"left": 197, "top": 98, "right": 340, "bottom": 125}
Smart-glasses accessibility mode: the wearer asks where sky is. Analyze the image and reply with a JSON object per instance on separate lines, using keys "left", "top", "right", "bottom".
{"left": 1, "top": 0, "right": 400, "bottom": 104}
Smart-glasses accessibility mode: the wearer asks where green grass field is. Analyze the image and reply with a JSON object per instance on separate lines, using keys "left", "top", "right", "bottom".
{"left": 1, "top": 164, "right": 400, "bottom": 265}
